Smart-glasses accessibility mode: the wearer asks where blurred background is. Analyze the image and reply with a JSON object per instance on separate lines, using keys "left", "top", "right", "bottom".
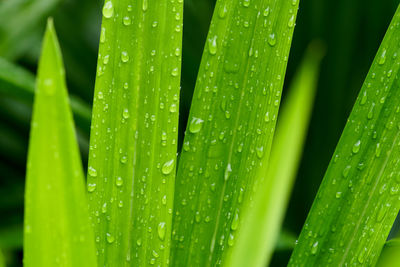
{"left": 0, "top": 0, "right": 398, "bottom": 266}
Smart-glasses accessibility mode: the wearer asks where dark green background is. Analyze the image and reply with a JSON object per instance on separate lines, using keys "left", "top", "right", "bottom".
{"left": 0, "top": 0, "right": 398, "bottom": 265}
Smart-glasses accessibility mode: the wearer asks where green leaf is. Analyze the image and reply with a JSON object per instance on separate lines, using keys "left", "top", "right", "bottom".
{"left": 171, "top": 0, "right": 299, "bottom": 265}
{"left": 225, "top": 41, "right": 324, "bottom": 267}
{"left": 0, "top": 249, "right": 4, "bottom": 267}
{"left": 377, "top": 238, "right": 400, "bottom": 267}
{"left": 23, "top": 19, "right": 97, "bottom": 267}
{"left": 289, "top": 5, "right": 400, "bottom": 266}
{"left": 0, "top": 0, "right": 60, "bottom": 59}
{"left": 87, "top": 1, "right": 183, "bottom": 266}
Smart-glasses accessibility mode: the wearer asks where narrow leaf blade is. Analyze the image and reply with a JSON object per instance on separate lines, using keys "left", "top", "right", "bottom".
{"left": 87, "top": 1, "right": 183, "bottom": 266}
{"left": 171, "top": 0, "right": 299, "bottom": 265}
{"left": 225, "top": 42, "right": 324, "bottom": 267}
{"left": 289, "top": 5, "right": 400, "bottom": 266}
{"left": 23, "top": 19, "right": 97, "bottom": 267}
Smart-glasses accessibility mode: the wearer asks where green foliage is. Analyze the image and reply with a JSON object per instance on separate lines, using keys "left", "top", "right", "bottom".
{"left": 170, "top": 0, "right": 299, "bottom": 265}
{"left": 23, "top": 19, "right": 97, "bottom": 267}
{"left": 225, "top": 41, "right": 324, "bottom": 267}
{"left": 86, "top": 0, "right": 183, "bottom": 266}
{"left": 289, "top": 5, "right": 400, "bottom": 266}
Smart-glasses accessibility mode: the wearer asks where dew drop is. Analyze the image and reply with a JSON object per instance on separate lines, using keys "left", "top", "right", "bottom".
{"left": 243, "top": 0, "right": 250, "bottom": 7}
{"left": 378, "top": 49, "right": 387, "bottom": 65}
{"left": 158, "top": 222, "right": 166, "bottom": 241}
{"left": 162, "top": 159, "right": 175, "bottom": 175}
{"left": 122, "top": 108, "right": 130, "bottom": 119}
{"left": 208, "top": 36, "right": 218, "bottom": 55}
{"left": 88, "top": 166, "right": 98, "bottom": 177}
{"left": 189, "top": 117, "right": 204, "bottom": 133}
{"left": 311, "top": 241, "right": 319, "bottom": 255}
{"left": 88, "top": 183, "right": 97, "bottom": 192}
{"left": 102, "top": 1, "right": 114, "bottom": 18}
{"left": 123, "top": 16, "right": 132, "bottom": 26}
{"left": 288, "top": 15, "right": 295, "bottom": 28}
{"left": 171, "top": 67, "right": 179, "bottom": 77}
{"left": 106, "top": 233, "right": 115, "bottom": 243}
{"left": 352, "top": 140, "right": 361, "bottom": 154}
{"left": 224, "top": 163, "right": 232, "bottom": 181}
{"left": 116, "top": 176, "right": 123, "bottom": 187}
{"left": 267, "top": 33, "right": 277, "bottom": 47}
{"left": 121, "top": 51, "right": 129, "bottom": 63}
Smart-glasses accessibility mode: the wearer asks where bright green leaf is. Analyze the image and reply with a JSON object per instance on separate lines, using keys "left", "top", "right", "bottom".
{"left": 87, "top": 1, "right": 183, "bottom": 266}
{"left": 289, "top": 5, "right": 400, "bottom": 266}
{"left": 225, "top": 41, "right": 324, "bottom": 267}
{"left": 23, "top": 19, "right": 97, "bottom": 267}
{"left": 171, "top": 0, "right": 299, "bottom": 265}
{"left": 377, "top": 238, "right": 400, "bottom": 267}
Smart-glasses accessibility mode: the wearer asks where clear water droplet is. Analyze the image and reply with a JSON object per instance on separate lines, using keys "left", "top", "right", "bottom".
{"left": 268, "top": 33, "right": 277, "bottom": 46}
{"left": 121, "top": 51, "right": 129, "bottom": 63}
{"left": 88, "top": 183, "right": 97, "bottom": 192}
{"left": 88, "top": 166, "right": 97, "bottom": 177}
{"left": 116, "top": 177, "right": 123, "bottom": 187}
{"left": 224, "top": 163, "right": 232, "bottom": 181}
{"left": 102, "top": 1, "right": 114, "bottom": 18}
{"left": 352, "top": 140, "right": 361, "bottom": 154}
{"left": 106, "top": 233, "right": 115, "bottom": 243}
{"left": 189, "top": 117, "right": 204, "bottom": 133}
{"left": 157, "top": 222, "right": 166, "bottom": 241}
{"left": 162, "top": 159, "right": 175, "bottom": 175}
{"left": 208, "top": 36, "right": 218, "bottom": 55}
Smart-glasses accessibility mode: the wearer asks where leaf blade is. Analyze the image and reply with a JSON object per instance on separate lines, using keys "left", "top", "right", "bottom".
{"left": 171, "top": 0, "right": 299, "bottom": 265}
{"left": 225, "top": 41, "right": 324, "bottom": 267}
{"left": 289, "top": 5, "right": 400, "bottom": 266}
{"left": 87, "top": 1, "right": 183, "bottom": 266}
{"left": 23, "top": 19, "right": 97, "bottom": 267}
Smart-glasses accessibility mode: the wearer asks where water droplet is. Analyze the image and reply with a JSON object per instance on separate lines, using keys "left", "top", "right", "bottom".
{"left": 123, "top": 16, "right": 132, "bottom": 26}
{"left": 228, "top": 233, "right": 235, "bottom": 246}
{"left": 106, "top": 233, "right": 115, "bottom": 243}
{"left": 224, "top": 163, "right": 232, "bottom": 181}
{"left": 171, "top": 67, "right": 179, "bottom": 77}
{"left": 311, "top": 241, "right": 319, "bottom": 255}
{"left": 342, "top": 165, "right": 351, "bottom": 178}
{"left": 158, "top": 222, "right": 166, "bottom": 240}
{"left": 267, "top": 33, "right": 277, "bottom": 47}
{"left": 88, "top": 183, "right": 97, "bottom": 192}
{"left": 102, "top": 1, "right": 114, "bottom": 18}
{"left": 88, "top": 166, "right": 97, "bottom": 177}
{"left": 243, "top": 0, "right": 250, "bottom": 7}
{"left": 142, "top": 0, "right": 148, "bottom": 11}
{"left": 288, "top": 15, "right": 295, "bottom": 28}
{"left": 189, "top": 117, "right": 204, "bottom": 133}
{"left": 375, "top": 143, "right": 382, "bottom": 157}
{"left": 352, "top": 140, "right": 361, "bottom": 154}
{"left": 100, "top": 27, "right": 106, "bottom": 43}
{"left": 121, "top": 51, "right": 129, "bottom": 63}
{"left": 122, "top": 108, "right": 130, "bottom": 119}
{"left": 218, "top": 5, "right": 228, "bottom": 18}
{"left": 263, "top": 7, "right": 270, "bottom": 16}
{"left": 162, "top": 159, "right": 175, "bottom": 175}
{"left": 335, "top": 192, "right": 342, "bottom": 199}
{"left": 231, "top": 210, "right": 239, "bottom": 230}
{"left": 378, "top": 49, "right": 387, "bottom": 65}
{"left": 169, "top": 104, "right": 177, "bottom": 113}
{"left": 116, "top": 177, "right": 123, "bottom": 187}
{"left": 208, "top": 36, "right": 218, "bottom": 55}
{"left": 256, "top": 146, "right": 264, "bottom": 159}
{"left": 97, "top": 91, "right": 104, "bottom": 99}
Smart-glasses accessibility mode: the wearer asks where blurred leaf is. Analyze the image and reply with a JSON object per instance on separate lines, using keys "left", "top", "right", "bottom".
{"left": 225, "top": 41, "right": 324, "bottom": 267}
{"left": 23, "top": 19, "right": 96, "bottom": 267}
{"left": 0, "top": 0, "right": 60, "bottom": 59}
{"left": 289, "top": 5, "right": 400, "bottom": 266}
{"left": 0, "top": 57, "right": 91, "bottom": 131}
{"left": 0, "top": 224, "right": 23, "bottom": 250}
{"left": 87, "top": 0, "right": 183, "bottom": 266}
{"left": 377, "top": 238, "right": 400, "bottom": 267}
{"left": 171, "top": 0, "right": 299, "bottom": 265}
